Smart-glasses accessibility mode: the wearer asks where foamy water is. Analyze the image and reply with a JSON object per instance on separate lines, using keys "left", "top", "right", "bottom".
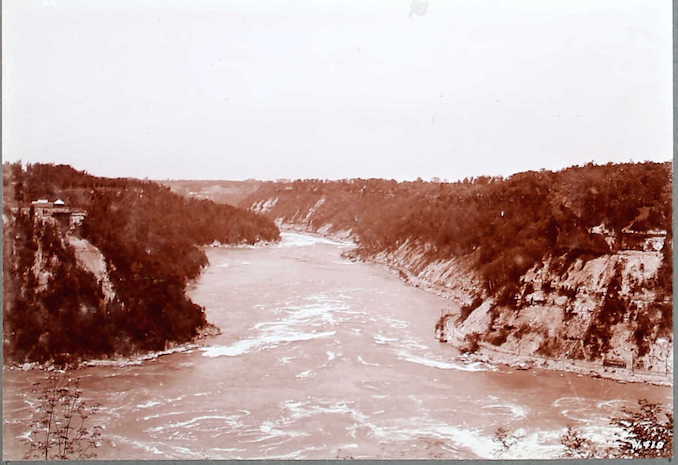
{"left": 2, "top": 232, "right": 672, "bottom": 459}
{"left": 276, "top": 232, "right": 355, "bottom": 248}
{"left": 201, "top": 331, "right": 337, "bottom": 358}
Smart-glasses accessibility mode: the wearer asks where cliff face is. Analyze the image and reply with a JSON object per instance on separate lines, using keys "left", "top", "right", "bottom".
{"left": 67, "top": 236, "right": 115, "bottom": 301}
{"left": 347, "top": 239, "right": 482, "bottom": 307}
{"left": 448, "top": 250, "right": 671, "bottom": 374}
{"left": 340, "top": 235, "right": 672, "bottom": 377}
{"left": 3, "top": 211, "right": 114, "bottom": 364}
{"left": 243, "top": 167, "right": 673, "bottom": 381}
{"left": 249, "top": 193, "right": 356, "bottom": 241}
{"left": 3, "top": 162, "right": 281, "bottom": 366}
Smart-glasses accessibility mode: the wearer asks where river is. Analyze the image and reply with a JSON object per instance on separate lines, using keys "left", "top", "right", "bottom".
{"left": 2, "top": 232, "right": 672, "bottom": 459}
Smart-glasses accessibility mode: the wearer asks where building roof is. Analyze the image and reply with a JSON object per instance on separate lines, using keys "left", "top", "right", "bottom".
{"left": 54, "top": 199, "right": 65, "bottom": 205}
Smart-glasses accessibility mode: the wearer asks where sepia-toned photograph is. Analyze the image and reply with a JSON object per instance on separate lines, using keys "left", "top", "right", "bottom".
{"left": 2, "top": 0, "right": 673, "bottom": 460}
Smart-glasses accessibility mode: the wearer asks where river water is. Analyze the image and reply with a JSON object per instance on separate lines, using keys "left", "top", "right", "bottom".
{"left": 2, "top": 232, "right": 672, "bottom": 459}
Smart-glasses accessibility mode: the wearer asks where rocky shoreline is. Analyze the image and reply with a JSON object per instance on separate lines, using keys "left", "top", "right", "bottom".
{"left": 7, "top": 225, "right": 670, "bottom": 388}
{"left": 162, "top": 222, "right": 674, "bottom": 388}
{"left": 5, "top": 324, "right": 222, "bottom": 372}
{"left": 286, "top": 226, "right": 673, "bottom": 388}
{"left": 357, "top": 252, "right": 673, "bottom": 387}
{"left": 463, "top": 344, "right": 672, "bottom": 387}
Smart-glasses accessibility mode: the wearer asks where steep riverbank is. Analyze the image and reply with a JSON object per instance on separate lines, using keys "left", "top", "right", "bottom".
{"left": 3, "top": 162, "right": 279, "bottom": 367}
{"left": 348, "top": 243, "right": 672, "bottom": 386}
{"left": 5, "top": 324, "right": 222, "bottom": 372}
{"left": 3, "top": 232, "right": 672, "bottom": 460}
{"left": 272, "top": 222, "right": 672, "bottom": 386}
{"left": 238, "top": 164, "right": 672, "bottom": 382}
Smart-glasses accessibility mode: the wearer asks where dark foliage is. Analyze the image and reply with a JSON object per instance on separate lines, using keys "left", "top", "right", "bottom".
{"left": 487, "top": 327, "right": 510, "bottom": 346}
{"left": 583, "top": 262, "right": 626, "bottom": 358}
{"left": 459, "top": 332, "right": 481, "bottom": 354}
{"left": 242, "top": 162, "right": 672, "bottom": 357}
{"left": 610, "top": 399, "right": 673, "bottom": 458}
{"left": 498, "top": 399, "right": 673, "bottom": 459}
{"left": 456, "top": 296, "right": 484, "bottom": 324}
{"left": 559, "top": 399, "right": 672, "bottom": 459}
{"left": 23, "top": 374, "right": 102, "bottom": 460}
{"left": 559, "top": 426, "right": 596, "bottom": 458}
{"left": 243, "top": 162, "right": 672, "bottom": 301}
{"left": 3, "top": 162, "right": 280, "bottom": 364}
{"left": 492, "top": 426, "right": 520, "bottom": 457}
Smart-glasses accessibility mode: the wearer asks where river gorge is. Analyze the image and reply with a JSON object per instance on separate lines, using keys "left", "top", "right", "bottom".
{"left": 2, "top": 232, "right": 671, "bottom": 460}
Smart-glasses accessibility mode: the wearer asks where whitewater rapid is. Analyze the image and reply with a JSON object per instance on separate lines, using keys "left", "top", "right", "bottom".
{"left": 2, "top": 232, "right": 671, "bottom": 460}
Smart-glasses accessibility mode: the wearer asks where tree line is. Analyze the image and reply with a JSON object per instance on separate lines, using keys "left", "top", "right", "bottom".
{"left": 241, "top": 161, "right": 672, "bottom": 360}
{"left": 3, "top": 162, "right": 280, "bottom": 364}
{"left": 242, "top": 161, "right": 671, "bottom": 299}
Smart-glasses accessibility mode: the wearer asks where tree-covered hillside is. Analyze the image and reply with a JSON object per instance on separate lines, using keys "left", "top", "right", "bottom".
{"left": 242, "top": 161, "right": 672, "bottom": 300}
{"left": 3, "top": 162, "right": 280, "bottom": 365}
{"left": 241, "top": 162, "right": 672, "bottom": 366}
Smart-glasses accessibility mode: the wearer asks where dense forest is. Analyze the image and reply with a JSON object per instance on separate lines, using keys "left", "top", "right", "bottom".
{"left": 242, "top": 162, "right": 672, "bottom": 299}
{"left": 4, "top": 161, "right": 671, "bottom": 366}
{"left": 3, "top": 162, "right": 280, "bottom": 365}
{"left": 241, "top": 162, "right": 673, "bottom": 362}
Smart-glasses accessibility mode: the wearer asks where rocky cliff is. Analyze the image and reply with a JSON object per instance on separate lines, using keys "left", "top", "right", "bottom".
{"left": 241, "top": 162, "right": 673, "bottom": 383}
{"left": 349, "top": 239, "right": 672, "bottom": 383}
{"left": 3, "top": 162, "right": 279, "bottom": 366}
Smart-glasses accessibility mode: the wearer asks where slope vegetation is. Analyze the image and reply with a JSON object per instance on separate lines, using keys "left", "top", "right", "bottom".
{"left": 3, "top": 163, "right": 280, "bottom": 365}
{"left": 241, "top": 162, "right": 672, "bottom": 375}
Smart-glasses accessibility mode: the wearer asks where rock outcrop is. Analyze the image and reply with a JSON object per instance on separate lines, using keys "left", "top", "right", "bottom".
{"left": 246, "top": 191, "right": 673, "bottom": 383}
{"left": 67, "top": 235, "right": 115, "bottom": 301}
{"left": 352, "top": 242, "right": 673, "bottom": 383}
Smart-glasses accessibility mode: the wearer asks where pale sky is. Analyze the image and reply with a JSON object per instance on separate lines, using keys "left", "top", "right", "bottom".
{"left": 2, "top": 0, "right": 672, "bottom": 181}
